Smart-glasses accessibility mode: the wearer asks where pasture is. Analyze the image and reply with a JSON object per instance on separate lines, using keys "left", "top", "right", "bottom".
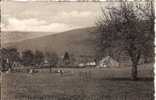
{"left": 1, "top": 64, "right": 154, "bottom": 100}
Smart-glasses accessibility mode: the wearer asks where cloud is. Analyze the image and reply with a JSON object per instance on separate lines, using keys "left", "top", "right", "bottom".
{"left": 2, "top": 10, "right": 97, "bottom": 32}
{"left": 14, "top": 0, "right": 28, "bottom": 1}
{"left": 53, "top": 11, "right": 94, "bottom": 21}
{"left": 2, "top": 17, "right": 80, "bottom": 32}
{"left": 58, "top": 11, "right": 92, "bottom": 18}
{"left": 8, "top": 0, "right": 106, "bottom": 1}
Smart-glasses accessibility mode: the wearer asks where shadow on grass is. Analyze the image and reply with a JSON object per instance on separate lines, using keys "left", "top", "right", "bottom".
{"left": 104, "top": 77, "right": 154, "bottom": 81}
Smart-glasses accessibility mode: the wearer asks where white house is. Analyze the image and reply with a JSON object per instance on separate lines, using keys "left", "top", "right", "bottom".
{"left": 97, "top": 56, "right": 119, "bottom": 68}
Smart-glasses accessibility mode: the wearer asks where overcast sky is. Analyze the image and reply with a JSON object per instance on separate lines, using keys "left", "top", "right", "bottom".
{"left": 1, "top": 2, "right": 112, "bottom": 32}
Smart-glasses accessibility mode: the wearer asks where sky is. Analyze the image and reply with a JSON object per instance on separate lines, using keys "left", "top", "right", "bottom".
{"left": 1, "top": 1, "right": 153, "bottom": 33}
{"left": 1, "top": 2, "right": 121, "bottom": 43}
{"left": 1, "top": 1, "right": 152, "bottom": 43}
{"left": 1, "top": 2, "right": 109, "bottom": 32}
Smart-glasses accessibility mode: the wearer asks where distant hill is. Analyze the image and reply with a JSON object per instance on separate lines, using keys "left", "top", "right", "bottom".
{"left": 1, "top": 31, "right": 56, "bottom": 43}
{"left": 3, "top": 27, "right": 99, "bottom": 57}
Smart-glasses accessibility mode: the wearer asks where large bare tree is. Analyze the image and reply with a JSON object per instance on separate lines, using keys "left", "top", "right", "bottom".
{"left": 96, "top": 1, "right": 154, "bottom": 80}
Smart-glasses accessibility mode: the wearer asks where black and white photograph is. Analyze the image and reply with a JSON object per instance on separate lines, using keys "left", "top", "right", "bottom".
{"left": 0, "top": 1, "right": 155, "bottom": 100}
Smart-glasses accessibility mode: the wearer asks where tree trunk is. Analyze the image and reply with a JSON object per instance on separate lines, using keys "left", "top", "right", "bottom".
{"left": 50, "top": 66, "right": 52, "bottom": 73}
{"left": 128, "top": 49, "right": 141, "bottom": 81}
{"left": 131, "top": 63, "right": 138, "bottom": 80}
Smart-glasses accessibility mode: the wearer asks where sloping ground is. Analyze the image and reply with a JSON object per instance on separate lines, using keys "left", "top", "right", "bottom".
{"left": 3, "top": 27, "right": 98, "bottom": 57}
{"left": 1, "top": 31, "right": 56, "bottom": 44}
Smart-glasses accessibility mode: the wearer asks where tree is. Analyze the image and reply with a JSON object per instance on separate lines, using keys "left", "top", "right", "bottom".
{"left": 136, "top": 1, "right": 155, "bottom": 63}
{"left": 21, "top": 50, "right": 34, "bottom": 66}
{"left": 45, "top": 52, "right": 59, "bottom": 72}
{"left": 63, "top": 52, "right": 70, "bottom": 65}
{"left": 0, "top": 48, "right": 9, "bottom": 70}
{"left": 34, "top": 50, "right": 44, "bottom": 66}
{"left": 0, "top": 48, "right": 20, "bottom": 71}
{"left": 70, "top": 54, "right": 76, "bottom": 65}
{"left": 96, "top": 2, "right": 154, "bottom": 80}
{"left": 7, "top": 48, "right": 20, "bottom": 68}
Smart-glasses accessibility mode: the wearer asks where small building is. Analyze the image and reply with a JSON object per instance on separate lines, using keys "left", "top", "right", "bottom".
{"left": 86, "top": 62, "right": 96, "bottom": 66}
{"left": 97, "top": 56, "right": 119, "bottom": 68}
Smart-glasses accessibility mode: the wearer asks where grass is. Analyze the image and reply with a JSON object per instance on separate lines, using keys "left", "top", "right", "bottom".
{"left": 1, "top": 63, "right": 154, "bottom": 100}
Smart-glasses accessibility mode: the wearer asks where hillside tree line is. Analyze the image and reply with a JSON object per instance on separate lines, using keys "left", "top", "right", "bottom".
{"left": 0, "top": 48, "right": 66, "bottom": 71}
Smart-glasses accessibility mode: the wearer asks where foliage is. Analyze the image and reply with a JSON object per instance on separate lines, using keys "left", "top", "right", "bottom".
{"left": 63, "top": 52, "right": 70, "bottom": 65}
{"left": 34, "top": 50, "right": 44, "bottom": 66}
{"left": 0, "top": 48, "right": 20, "bottom": 70}
{"left": 96, "top": 2, "right": 154, "bottom": 80}
{"left": 45, "top": 52, "right": 59, "bottom": 67}
{"left": 21, "top": 50, "right": 34, "bottom": 66}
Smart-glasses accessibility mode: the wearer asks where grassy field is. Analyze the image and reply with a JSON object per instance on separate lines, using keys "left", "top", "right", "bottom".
{"left": 1, "top": 64, "right": 154, "bottom": 100}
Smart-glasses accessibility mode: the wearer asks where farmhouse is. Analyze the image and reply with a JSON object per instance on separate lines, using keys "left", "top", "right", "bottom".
{"left": 97, "top": 56, "right": 119, "bottom": 68}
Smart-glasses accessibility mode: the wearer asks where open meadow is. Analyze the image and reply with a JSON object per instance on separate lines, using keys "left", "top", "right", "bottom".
{"left": 1, "top": 1, "right": 155, "bottom": 100}
{"left": 1, "top": 64, "right": 154, "bottom": 100}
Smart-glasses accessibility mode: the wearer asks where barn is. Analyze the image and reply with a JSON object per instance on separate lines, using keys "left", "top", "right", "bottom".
{"left": 97, "top": 56, "right": 119, "bottom": 68}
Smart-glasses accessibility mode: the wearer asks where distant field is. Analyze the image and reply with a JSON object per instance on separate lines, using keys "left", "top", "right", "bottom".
{"left": 1, "top": 64, "right": 154, "bottom": 100}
